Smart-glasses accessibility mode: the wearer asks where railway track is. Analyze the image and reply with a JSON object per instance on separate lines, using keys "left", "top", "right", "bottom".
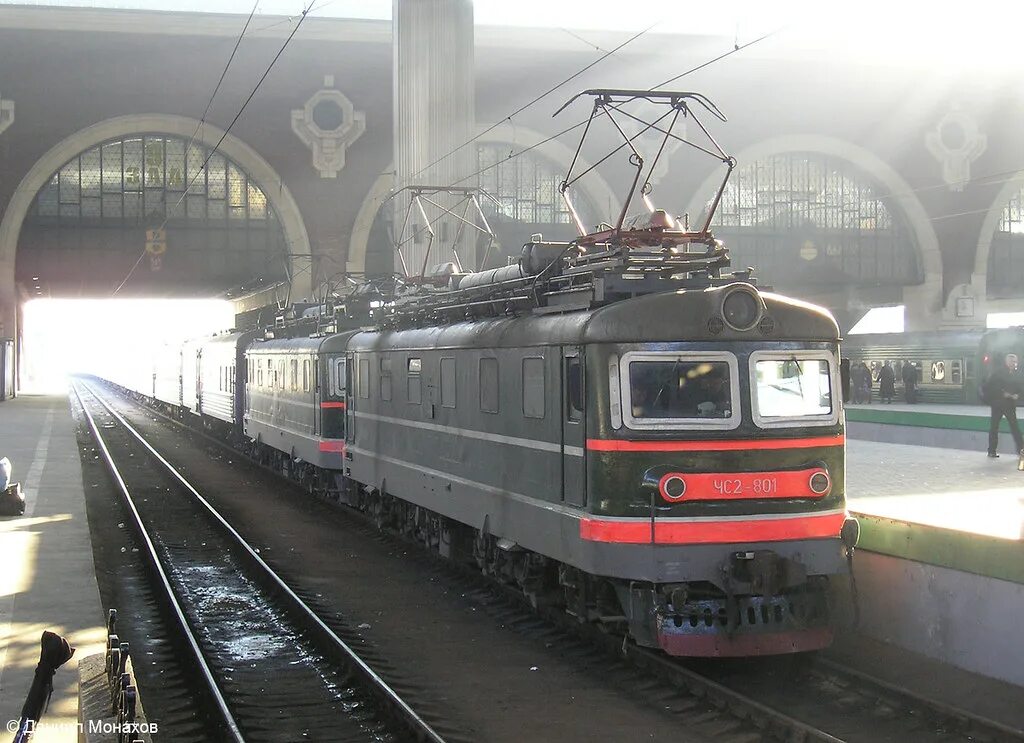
{"left": 86, "top": 379, "right": 1024, "bottom": 743}
{"left": 74, "top": 380, "right": 447, "bottom": 743}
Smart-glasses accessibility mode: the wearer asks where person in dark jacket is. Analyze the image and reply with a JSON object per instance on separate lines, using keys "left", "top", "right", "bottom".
{"left": 878, "top": 362, "right": 895, "bottom": 404}
{"left": 902, "top": 360, "right": 918, "bottom": 403}
{"left": 986, "top": 353, "right": 1023, "bottom": 458}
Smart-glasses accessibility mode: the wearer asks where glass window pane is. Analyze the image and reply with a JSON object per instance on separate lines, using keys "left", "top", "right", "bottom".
{"left": 81, "top": 148, "right": 101, "bottom": 198}
{"left": 59, "top": 161, "right": 80, "bottom": 204}
{"left": 358, "top": 357, "right": 369, "bottom": 398}
{"left": 755, "top": 359, "right": 832, "bottom": 418}
{"left": 124, "top": 191, "right": 141, "bottom": 220}
{"left": 166, "top": 138, "right": 185, "bottom": 191}
{"left": 144, "top": 189, "right": 165, "bottom": 220}
{"left": 407, "top": 358, "right": 421, "bottom": 404}
{"left": 208, "top": 154, "right": 226, "bottom": 199}
{"left": 36, "top": 177, "right": 58, "bottom": 216}
{"left": 123, "top": 139, "right": 143, "bottom": 192}
{"left": 566, "top": 357, "right": 582, "bottom": 421}
{"left": 102, "top": 142, "right": 123, "bottom": 193}
{"left": 523, "top": 357, "right": 545, "bottom": 418}
{"left": 144, "top": 137, "right": 165, "bottom": 187}
{"left": 186, "top": 144, "right": 206, "bottom": 195}
{"left": 248, "top": 183, "right": 267, "bottom": 219}
{"left": 628, "top": 360, "right": 732, "bottom": 419}
{"left": 102, "top": 193, "right": 122, "bottom": 219}
{"left": 81, "top": 197, "right": 101, "bottom": 218}
{"left": 186, "top": 194, "right": 206, "bottom": 220}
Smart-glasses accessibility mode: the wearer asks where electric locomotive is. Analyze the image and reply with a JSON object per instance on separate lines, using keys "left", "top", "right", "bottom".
{"left": 109, "top": 87, "right": 858, "bottom": 657}
{"left": 312, "top": 225, "right": 855, "bottom": 658}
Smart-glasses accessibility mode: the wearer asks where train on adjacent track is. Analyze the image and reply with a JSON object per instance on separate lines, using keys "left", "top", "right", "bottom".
{"left": 842, "top": 326, "right": 1024, "bottom": 405}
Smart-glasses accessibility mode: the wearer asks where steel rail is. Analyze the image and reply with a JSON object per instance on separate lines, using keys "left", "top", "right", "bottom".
{"left": 814, "top": 657, "right": 1024, "bottom": 741}
{"left": 79, "top": 380, "right": 448, "bottom": 743}
{"left": 72, "top": 382, "right": 247, "bottom": 743}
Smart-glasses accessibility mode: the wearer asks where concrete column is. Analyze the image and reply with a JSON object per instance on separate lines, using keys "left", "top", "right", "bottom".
{"left": 393, "top": 0, "right": 476, "bottom": 277}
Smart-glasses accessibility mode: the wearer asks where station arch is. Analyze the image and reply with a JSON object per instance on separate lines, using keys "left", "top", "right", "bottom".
{"left": 974, "top": 171, "right": 1024, "bottom": 310}
{"left": 0, "top": 113, "right": 312, "bottom": 314}
{"left": 686, "top": 135, "right": 942, "bottom": 327}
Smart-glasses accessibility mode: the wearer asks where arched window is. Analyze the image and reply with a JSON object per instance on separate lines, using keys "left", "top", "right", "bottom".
{"left": 713, "top": 153, "right": 920, "bottom": 286}
{"left": 478, "top": 143, "right": 574, "bottom": 225}
{"left": 987, "top": 185, "right": 1024, "bottom": 297}
{"left": 31, "top": 134, "right": 277, "bottom": 227}
{"left": 21, "top": 134, "right": 288, "bottom": 293}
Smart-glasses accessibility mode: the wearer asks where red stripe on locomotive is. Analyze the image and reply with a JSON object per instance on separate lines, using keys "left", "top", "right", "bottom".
{"left": 579, "top": 511, "right": 846, "bottom": 544}
{"left": 586, "top": 435, "right": 844, "bottom": 452}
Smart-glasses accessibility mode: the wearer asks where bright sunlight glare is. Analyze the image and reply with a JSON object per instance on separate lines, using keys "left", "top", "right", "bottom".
{"left": 987, "top": 312, "right": 1024, "bottom": 329}
{"left": 848, "top": 306, "right": 905, "bottom": 335}
{"left": 21, "top": 299, "right": 235, "bottom": 394}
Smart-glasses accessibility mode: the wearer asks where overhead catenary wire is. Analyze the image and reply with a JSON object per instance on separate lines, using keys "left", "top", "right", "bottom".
{"left": 383, "top": 25, "right": 788, "bottom": 257}
{"left": 182, "top": 1, "right": 259, "bottom": 165}
{"left": 405, "top": 20, "right": 661, "bottom": 183}
{"left": 440, "top": 27, "right": 787, "bottom": 195}
{"left": 113, "top": 2, "right": 313, "bottom": 296}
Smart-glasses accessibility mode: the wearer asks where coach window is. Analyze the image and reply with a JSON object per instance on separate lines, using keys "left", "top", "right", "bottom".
{"left": 565, "top": 356, "right": 582, "bottom": 422}
{"left": 380, "top": 356, "right": 392, "bottom": 401}
{"left": 479, "top": 357, "right": 499, "bottom": 413}
{"left": 303, "top": 359, "right": 309, "bottom": 392}
{"left": 257, "top": 360, "right": 263, "bottom": 387}
{"left": 407, "top": 357, "right": 422, "bottom": 404}
{"left": 290, "top": 359, "right": 298, "bottom": 392}
{"left": 440, "top": 357, "right": 456, "bottom": 408}
{"left": 358, "top": 357, "right": 370, "bottom": 398}
{"left": 523, "top": 356, "right": 545, "bottom": 419}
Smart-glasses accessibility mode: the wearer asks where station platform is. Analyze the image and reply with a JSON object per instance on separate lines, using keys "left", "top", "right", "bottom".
{"left": 843, "top": 438, "right": 1024, "bottom": 686}
{"left": 847, "top": 402, "right": 1024, "bottom": 455}
{"left": 0, "top": 395, "right": 105, "bottom": 741}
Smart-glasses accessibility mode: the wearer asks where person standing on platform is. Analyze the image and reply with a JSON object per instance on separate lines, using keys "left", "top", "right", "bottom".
{"left": 985, "top": 353, "right": 1024, "bottom": 458}
{"left": 878, "top": 361, "right": 895, "bottom": 404}
{"left": 859, "top": 361, "right": 873, "bottom": 403}
{"left": 902, "top": 359, "right": 918, "bottom": 404}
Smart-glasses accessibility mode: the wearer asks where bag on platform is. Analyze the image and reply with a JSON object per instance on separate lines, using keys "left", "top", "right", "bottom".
{"left": 0, "top": 457, "right": 25, "bottom": 516}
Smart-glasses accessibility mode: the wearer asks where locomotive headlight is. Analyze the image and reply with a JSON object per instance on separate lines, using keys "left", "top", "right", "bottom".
{"left": 659, "top": 474, "right": 687, "bottom": 501}
{"left": 721, "top": 287, "right": 762, "bottom": 331}
{"left": 808, "top": 469, "right": 831, "bottom": 496}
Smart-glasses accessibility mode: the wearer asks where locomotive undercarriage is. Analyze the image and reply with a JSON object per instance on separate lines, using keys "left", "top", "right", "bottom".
{"left": 96, "top": 393, "right": 839, "bottom": 658}
{"left": 239, "top": 436, "right": 835, "bottom": 657}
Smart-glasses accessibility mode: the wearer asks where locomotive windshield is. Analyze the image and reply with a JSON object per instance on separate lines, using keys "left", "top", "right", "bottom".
{"left": 751, "top": 353, "right": 835, "bottom": 423}
{"left": 627, "top": 358, "right": 733, "bottom": 420}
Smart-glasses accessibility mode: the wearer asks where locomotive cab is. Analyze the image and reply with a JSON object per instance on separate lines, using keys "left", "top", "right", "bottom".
{"left": 576, "top": 284, "right": 852, "bottom": 655}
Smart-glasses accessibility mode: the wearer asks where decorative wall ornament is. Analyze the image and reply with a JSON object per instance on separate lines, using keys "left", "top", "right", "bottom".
{"left": 0, "top": 92, "right": 13, "bottom": 137}
{"left": 925, "top": 106, "right": 986, "bottom": 192}
{"left": 291, "top": 75, "right": 366, "bottom": 178}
